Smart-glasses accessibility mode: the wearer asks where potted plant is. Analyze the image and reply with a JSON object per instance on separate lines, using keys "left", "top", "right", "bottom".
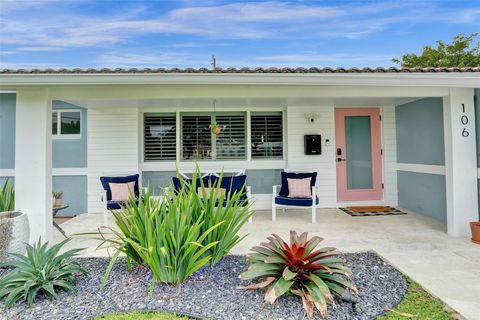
{"left": 471, "top": 221, "right": 480, "bottom": 245}
{"left": 0, "top": 179, "right": 29, "bottom": 262}
{"left": 210, "top": 122, "right": 221, "bottom": 135}
{"left": 53, "top": 191, "right": 64, "bottom": 207}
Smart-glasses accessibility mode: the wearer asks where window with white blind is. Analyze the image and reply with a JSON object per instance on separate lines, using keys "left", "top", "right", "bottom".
{"left": 181, "top": 113, "right": 246, "bottom": 160}
{"left": 144, "top": 114, "right": 176, "bottom": 161}
{"left": 251, "top": 112, "right": 284, "bottom": 159}
{"left": 215, "top": 114, "right": 246, "bottom": 160}
{"left": 182, "top": 115, "right": 212, "bottom": 160}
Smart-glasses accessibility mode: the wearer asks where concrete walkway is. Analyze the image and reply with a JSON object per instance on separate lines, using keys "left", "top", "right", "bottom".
{"left": 55, "top": 209, "right": 480, "bottom": 320}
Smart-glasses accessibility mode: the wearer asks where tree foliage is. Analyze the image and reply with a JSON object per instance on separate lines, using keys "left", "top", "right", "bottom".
{"left": 393, "top": 33, "right": 480, "bottom": 68}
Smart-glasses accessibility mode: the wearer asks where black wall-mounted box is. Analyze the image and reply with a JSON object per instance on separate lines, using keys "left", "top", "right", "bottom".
{"left": 304, "top": 135, "right": 322, "bottom": 155}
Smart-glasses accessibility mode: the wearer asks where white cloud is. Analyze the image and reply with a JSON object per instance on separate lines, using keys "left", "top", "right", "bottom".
{"left": 254, "top": 52, "right": 394, "bottom": 67}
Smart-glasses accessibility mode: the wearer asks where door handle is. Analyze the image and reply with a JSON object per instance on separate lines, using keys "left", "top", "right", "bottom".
{"left": 337, "top": 158, "right": 347, "bottom": 162}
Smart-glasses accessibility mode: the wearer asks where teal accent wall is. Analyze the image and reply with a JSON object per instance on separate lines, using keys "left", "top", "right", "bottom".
{"left": 475, "top": 89, "right": 480, "bottom": 220}
{"left": 142, "top": 171, "right": 177, "bottom": 195}
{"left": 396, "top": 98, "right": 445, "bottom": 165}
{"left": 0, "top": 93, "right": 88, "bottom": 216}
{"left": 52, "top": 101, "right": 87, "bottom": 168}
{"left": 0, "top": 177, "right": 14, "bottom": 186}
{"left": 245, "top": 169, "right": 282, "bottom": 194}
{"left": 52, "top": 176, "right": 87, "bottom": 216}
{"left": 396, "top": 97, "right": 447, "bottom": 222}
{"left": 0, "top": 93, "right": 15, "bottom": 169}
{"left": 475, "top": 89, "right": 480, "bottom": 165}
{"left": 142, "top": 169, "right": 282, "bottom": 195}
{"left": 397, "top": 171, "right": 447, "bottom": 222}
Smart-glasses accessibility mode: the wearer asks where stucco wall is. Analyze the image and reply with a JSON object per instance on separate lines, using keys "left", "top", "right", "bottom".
{"left": 396, "top": 98, "right": 447, "bottom": 222}
{"left": 0, "top": 93, "right": 88, "bottom": 215}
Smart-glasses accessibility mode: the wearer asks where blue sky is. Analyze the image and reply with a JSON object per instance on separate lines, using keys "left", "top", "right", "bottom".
{"left": 0, "top": 0, "right": 479, "bottom": 69}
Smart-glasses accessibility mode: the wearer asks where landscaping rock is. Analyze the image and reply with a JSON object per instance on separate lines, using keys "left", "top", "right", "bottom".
{"left": 0, "top": 252, "right": 407, "bottom": 320}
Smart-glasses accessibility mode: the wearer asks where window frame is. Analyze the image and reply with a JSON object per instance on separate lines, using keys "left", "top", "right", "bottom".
{"left": 143, "top": 113, "right": 177, "bottom": 162}
{"left": 180, "top": 112, "right": 247, "bottom": 162}
{"left": 250, "top": 111, "right": 284, "bottom": 160}
{"left": 52, "top": 109, "right": 82, "bottom": 140}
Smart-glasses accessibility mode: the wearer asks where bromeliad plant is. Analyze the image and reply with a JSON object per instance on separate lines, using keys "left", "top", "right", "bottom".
{"left": 0, "top": 238, "right": 86, "bottom": 308}
{"left": 239, "top": 231, "right": 357, "bottom": 319}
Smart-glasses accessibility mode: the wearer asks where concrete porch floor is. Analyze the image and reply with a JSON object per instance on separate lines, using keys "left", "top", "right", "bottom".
{"left": 54, "top": 208, "right": 480, "bottom": 320}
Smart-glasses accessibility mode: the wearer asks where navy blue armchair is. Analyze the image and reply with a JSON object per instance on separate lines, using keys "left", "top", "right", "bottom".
{"left": 99, "top": 174, "right": 140, "bottom": 225}
{"left": 272, "top": 171, "right": 319, "bottom": 223}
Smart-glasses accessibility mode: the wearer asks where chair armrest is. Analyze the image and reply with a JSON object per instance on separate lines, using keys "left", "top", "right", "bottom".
{"left": 311, "top": 186, "right": 317, "bottom": 199}
{"left": 101, "top": 190, "right": 107, "bottom": 203}
{"left": 272, "top": 185, "right": 281, "bottom": 195}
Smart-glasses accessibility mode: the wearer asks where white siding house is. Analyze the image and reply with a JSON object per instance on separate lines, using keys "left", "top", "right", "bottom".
{"left": 0, "top": 67, "right": 479, "bottom": 243}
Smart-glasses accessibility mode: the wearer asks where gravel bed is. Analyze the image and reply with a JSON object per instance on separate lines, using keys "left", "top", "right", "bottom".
{"left": 0, "top": 252, "right": 407, "bottom": 320}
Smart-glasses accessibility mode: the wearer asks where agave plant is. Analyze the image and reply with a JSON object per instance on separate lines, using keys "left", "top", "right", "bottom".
{"left": 0, "top": 238, "right": 86, "bottom": 308}
{"left": 240, "top": 231, "right": 357, "bottom": 319}
{"left": 0, "top": 179, "right": 14, "bottom": 212}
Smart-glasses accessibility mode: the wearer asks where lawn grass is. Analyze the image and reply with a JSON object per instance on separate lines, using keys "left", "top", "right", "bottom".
{"left": 94, "top": 311, "right": 191, "bottom": 320}
{"left": 376, "top": 278, "right": 455, "bottom": 320}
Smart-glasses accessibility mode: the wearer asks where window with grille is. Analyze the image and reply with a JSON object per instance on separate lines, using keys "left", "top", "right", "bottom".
{"left": 144, "top": 114, "right": 176, "bottom": 161}
{"left": 251, "top": 113, "right": 283, "bottom": 159}
{"left": 181, "top": 113, "right": 246, "bottom": 160}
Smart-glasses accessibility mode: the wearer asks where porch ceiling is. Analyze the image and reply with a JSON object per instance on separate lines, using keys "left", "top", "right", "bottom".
{"left": 66, "top": 96, "right": 421, "bottom": 109}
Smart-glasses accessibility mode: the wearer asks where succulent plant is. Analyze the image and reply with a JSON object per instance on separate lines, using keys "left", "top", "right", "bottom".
{"left": 240, "top": 231, "right": 357, "bottom": 319}
{"left": 0, "top": 238, "right": 86, "bottom": 308}
{"left": 52, "top": 191, "right": 64, "bottom": 199}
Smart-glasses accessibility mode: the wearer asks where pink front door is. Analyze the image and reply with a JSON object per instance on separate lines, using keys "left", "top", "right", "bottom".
{"left": 335, "top": 108, "right": 383, "bottom": 202}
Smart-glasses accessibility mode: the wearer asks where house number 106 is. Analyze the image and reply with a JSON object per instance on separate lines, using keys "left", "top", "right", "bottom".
{"left": 461, "top": 104, "right": 469, "bottom": 137}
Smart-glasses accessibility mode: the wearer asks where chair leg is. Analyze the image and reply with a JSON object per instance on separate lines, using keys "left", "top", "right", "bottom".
{"left": 272, "top": 205, "right": 276, "bottom": 222}
{"left": 311, "top": 206, "right": 316, "bottom": 224}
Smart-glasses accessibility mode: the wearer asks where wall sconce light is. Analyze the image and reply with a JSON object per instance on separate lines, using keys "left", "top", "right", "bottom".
{"left": 306, "top": 113, "right": 320, "bottom": 123}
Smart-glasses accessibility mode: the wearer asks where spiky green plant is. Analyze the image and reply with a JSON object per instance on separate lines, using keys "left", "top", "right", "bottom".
{"left": 0, "top": 179, "right": 14, "bottom": 212}
{"left": 52, "top": 191, "right": 63, "bottom": 199}
{"left": 97, "top": 189, "right": 222, "bottom": 294}
{"left": 0, "top": 238, "right": 86, "bottom": 308}
{"left": 240, "top": 231, "right": 357, "bottom": 319}
{"left": 176, "top": 166, "right": 254, "bottom": 265}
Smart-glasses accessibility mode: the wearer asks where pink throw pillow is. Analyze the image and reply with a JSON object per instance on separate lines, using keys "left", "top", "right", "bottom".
{"left": 109, "top": 182, "right": 135, "bottom": 202}
{"left": 287, "top": 177, "right": 312, "bottom": 198}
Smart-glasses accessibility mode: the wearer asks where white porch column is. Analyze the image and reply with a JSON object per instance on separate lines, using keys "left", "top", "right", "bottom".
{"left": 443, "top": 88, "right": 478, "bottom": 237}
{"left": 15, "top": 88, "right": 53, "bottom": 243}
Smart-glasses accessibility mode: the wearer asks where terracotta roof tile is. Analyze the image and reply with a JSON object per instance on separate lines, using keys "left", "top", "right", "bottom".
{"left": 0, "top": 67, "right": 479, "bottom": 74}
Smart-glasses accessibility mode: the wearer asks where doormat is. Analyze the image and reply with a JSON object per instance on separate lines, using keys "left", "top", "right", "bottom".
{"left": 340, "top": 206, "right": 407, "bottom": 217}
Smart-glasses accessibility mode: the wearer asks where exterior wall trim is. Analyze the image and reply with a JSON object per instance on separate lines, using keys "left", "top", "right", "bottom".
{"left": 1, "top": 168, "right": 88, "bottom": 177}
{"left": 396, "top": 163, "right": 446, "bottom": 175}
{"left": 1, "top": 73, "right": 479, "bottom": 88}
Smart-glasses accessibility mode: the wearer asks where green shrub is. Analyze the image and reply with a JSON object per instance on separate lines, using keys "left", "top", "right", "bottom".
{"left": 240, "top": 231, "right": 357, "bottom": 319}
{"left": 99, "top": 189, "right": 222, "bottom": 293}
{"left": 0, "top": 179, "right": 14, "bottom": 212}
{"left": 96, "top": 165, "right": 253, "bottom": 293}
{"left": 177, "top": 168, "right": 253, "bottom": 265}
{"left": 0, "top": 238, "right": 86, "bottom": 308}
